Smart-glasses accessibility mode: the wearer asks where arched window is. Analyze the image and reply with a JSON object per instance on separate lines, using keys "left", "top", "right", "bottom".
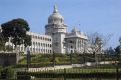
{"left": 40, "top": 37, "right": 42, "bottom": 40}
{"left": 46, "top": 44, "right": 48, "bottom": 47}
{"left": 48, "top": 44, "right": 49, "bottom": 47}
{"left": 50, "top": 44, "right": 52, "bottom": 47}
{"left": 33, "top": 48, "right": 35, "bottom": 52}
{"left": 38, "top": 42, "right": 40, "bottom": 46}
{"left": 71, "top": 46, "right": 73, "bottom": 48}
{"left": 33, "top": 42, "right": 35, "bottom": 46}
{"left": 41, "top": 43, "right": 42, "bottom": 46}
{"left": 43, "top": 43, "right": 45, "bottom": 47}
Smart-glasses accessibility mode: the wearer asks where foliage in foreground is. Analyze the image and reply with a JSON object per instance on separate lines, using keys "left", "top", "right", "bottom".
{"left": 1, "top": 18, "right": 31, "bottom": 52}
{"left": 0, "top": 66, "right": 14, "bottom": 79}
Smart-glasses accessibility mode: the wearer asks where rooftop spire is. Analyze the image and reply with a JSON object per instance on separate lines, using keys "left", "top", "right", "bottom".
{"left": 53, "top": 4, "right": 58, "bottom": 13}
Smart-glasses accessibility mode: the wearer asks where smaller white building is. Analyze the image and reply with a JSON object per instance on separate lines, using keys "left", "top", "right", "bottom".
{"left": 26, "top": 32, "right": 52, "bottom": 54}
{"left": 65, "top": 27, "right": 88, "bottom": 53}
{"left": 16, "top": 32, "right": 52, "bottom": 54}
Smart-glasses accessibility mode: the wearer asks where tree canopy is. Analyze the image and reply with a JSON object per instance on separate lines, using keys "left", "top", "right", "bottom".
{"left": 1, "top": 18, "right": 31, "bottom": 50}
{"left": 87, "top": 32, "right": 112, "bottom": 47}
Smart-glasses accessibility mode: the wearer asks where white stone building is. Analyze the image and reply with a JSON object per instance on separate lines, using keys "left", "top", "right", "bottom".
{"left": 24, "top": 32, "right": 52, "bottom": 54}
{"left": 65, "top": 27, "right": 88, "bottom": 53}
{"left": 0, "top": 5, "right": 88, "bottom": 54}
{"left": 45, "top": 5, "right": 88, "bottom": 54}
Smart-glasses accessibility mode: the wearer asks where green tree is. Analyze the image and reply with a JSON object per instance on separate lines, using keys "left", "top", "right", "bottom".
{"left": 0, "top": 33, "right": 6, "bottom": 51}
{"left": 105, "top": 47, "right": 115, "bottom": 54}
{"left": 1, "top": 18, "right": 31, "bottom": 52}
{"left": 24, "top": 35, "right": 32, "bottom": 47}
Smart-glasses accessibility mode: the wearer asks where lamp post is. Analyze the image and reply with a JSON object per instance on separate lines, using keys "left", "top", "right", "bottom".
{"left": 53, "top": 51, "right": 55, "bottom": 67}
{"left": 26, "top": 47, "right": 31, "bottom": 71}
{"left": 83, "top": 41, "right": 86, "bottom": 64}
{"left": 70, "top": 50, "right": 72, "bottom": 64}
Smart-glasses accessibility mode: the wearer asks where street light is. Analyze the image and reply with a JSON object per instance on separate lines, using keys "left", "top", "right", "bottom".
{"left": 26, "top": 47, "right": 31, "bottom": 71}
{"left": 53, "top": 51, "right": 55, "bottom": 67}
{"left": 83, "top": 41, "right": 86, "bottom": 64}
{"left": 70, "top": 50, "right": 72, "bottom": 64}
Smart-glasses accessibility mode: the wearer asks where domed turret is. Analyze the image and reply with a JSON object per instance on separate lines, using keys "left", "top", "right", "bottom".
{"left": 48, "top": 5, "right": 64, "bottom": 24}
{"left": 45, "top": 5, "right": 67, "bottom": 35}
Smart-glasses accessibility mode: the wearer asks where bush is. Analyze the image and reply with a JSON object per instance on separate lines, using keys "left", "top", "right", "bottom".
{"left": 0, "top": 66, "right": 14, "bottom": 79}
{"left": 17, "top": 75, "right": 31, "bottom": 80}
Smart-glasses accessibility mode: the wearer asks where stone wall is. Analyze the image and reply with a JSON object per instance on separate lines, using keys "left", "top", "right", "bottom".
{"left": 0, "top": 53, "right": 17, "bottom": 66}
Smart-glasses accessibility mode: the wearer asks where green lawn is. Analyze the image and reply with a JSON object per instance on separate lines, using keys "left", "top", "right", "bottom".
{"left": 17, "top": 53, "right": 121, "bottom": 70}
{"left": 18, "top": 53, "right": 120, "bottom": 64}
{"left": 18, "top": 53, "right": 75, "bottom": 64}
{"left": 18, "top": 53, "right": 95, "bottom": 65}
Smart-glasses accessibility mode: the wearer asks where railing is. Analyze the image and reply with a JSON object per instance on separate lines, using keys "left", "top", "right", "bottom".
{"left": 16, "top": 68, "right": 121, "bottom": 80}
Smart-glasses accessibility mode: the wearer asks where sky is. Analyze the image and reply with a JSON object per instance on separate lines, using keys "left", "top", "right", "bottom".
{"left": 0, "top": 0, "right": 121, "bottom": 48}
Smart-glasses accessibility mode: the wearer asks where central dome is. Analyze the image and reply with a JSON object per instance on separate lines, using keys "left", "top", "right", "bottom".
{"left": 48, "top": 5, "right": 64, "bottom": 24}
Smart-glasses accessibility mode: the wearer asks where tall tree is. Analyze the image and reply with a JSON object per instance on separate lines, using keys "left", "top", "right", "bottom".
{"left": 86, "top": 32, "right": 112, "bottom": 53}
{"left": 1, "top": 18, "right": 31, "bottom": 52}
{"left": 86, "top": 32, "right": 112, "bottom": 66}
{"left": 87, "top": 32, "right": 112, "bottom": 47}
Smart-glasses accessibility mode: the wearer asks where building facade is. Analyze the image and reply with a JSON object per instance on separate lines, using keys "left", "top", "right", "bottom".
{"left": 25, "top": 32, "right": 52, "bottom": 54}
{"left": 0, "top": 5, "right": 88, "bottom": 54}
{"left": 65, "top": 27, "right": 88, "bottom": 53}
{"left": 45, "top": 5, "right": 67, "bottom": 53}
{"left": 45, "top": 5, "right": 88, "bottom": 54}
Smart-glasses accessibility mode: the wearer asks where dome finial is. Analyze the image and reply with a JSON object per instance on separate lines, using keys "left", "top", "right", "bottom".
{"left": 53, "top": 4, "right": 58, "bottom": 13}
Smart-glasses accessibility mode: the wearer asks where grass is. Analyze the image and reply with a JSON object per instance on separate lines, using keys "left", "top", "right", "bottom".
{"left": 18, "top": 53, "right": 91, "bottom": 64}
{"left": 17, "top": 53, "right": 121, "bottom": 70}
{"left": 18, "top": 53, "right": 120, "bottom": 64}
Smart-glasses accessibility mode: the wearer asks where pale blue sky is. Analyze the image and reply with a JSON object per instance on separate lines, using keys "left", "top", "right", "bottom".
{"left": 0, "top": 0, "right": 121, "bottom": 48}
